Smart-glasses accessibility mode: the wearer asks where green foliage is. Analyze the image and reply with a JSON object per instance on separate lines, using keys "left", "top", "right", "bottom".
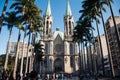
{"left": 73, "top": 0, "right": 111, "bottom": 45}
{"left": 10, "top": 0, "right": 43, "bottom": 34}
{"left": 3, "top": 11, "right": 23, "bottom": 30}
{"left": 73, "top": 17, "right": 94, "bottom": 44}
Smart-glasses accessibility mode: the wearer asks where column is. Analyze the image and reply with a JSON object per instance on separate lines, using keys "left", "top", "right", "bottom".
{"left": 64, "top": 41, "right": 72, "bottom": 73}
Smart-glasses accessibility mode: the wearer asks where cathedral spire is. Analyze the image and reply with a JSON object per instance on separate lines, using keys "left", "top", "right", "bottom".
{"left": 65, "top": 0, "right": 72, "bottom": 16}
{"left": 45, "top": 0, "right": 52, "bottom": 16}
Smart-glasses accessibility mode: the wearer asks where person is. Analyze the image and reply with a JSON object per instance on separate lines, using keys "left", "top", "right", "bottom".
{"left": 45, "top": 74, "right": 49, "bottom": 80}
{"left": 36, "top": 74, "right": 42, "bottom": 80}
{"left": 2, "top": 69, "right": 8, "bottom": 80}
{"left": 29, "top": 71, "right": 37, "bottom": 80}
{"left": 16, "top": 71, "right": 20, "bottom": 80}
{"left": 23, "top": 73, "right": 29, "bottom": 80}
{"left": 9, "top": 71, "right": 14, "bottom": 80}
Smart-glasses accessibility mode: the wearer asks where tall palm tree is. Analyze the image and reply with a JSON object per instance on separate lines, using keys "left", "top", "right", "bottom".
{"left": 73, "top": 17, "right": 94, "bottom": 76}
{"left": 13, "top": 23, "right": 23, "bottom": 79}
{"left": 19, "top": 1, "right": 42, "bottom": 77}
{"left": 3, "top": 11, "right": 21, "bottom": 70}
{"left": 19, "top": 27, "right": 27, "bottom": 78}
{"left": 10, "top": 0, "right": 43, "bottom": 78}
{"left": 0, "top": 0, "right": 9, "bottom": 33}
{"left": 25, "top": 21, "right": 43, "bottom": 74}
{"left": 80, "top": 0, "right": 106, "bottom": 76}
{"left": 94, "top": 0, "right": 115, "bottom": 78}
{"left": 87, "top": 0, "right": 116, "bottom": 77}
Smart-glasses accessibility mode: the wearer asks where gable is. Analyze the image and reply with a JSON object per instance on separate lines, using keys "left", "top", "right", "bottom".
{"left": 53, "top": 31, "right": 64, "bottom": 40}
{"left": 54, "top": 34, "right": 63, "bottom": 44}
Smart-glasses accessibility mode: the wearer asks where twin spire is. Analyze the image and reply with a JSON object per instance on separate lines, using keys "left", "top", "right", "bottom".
{"left": 45, "top": 0, "right": 52, "bottom": 16}
{"left": 65, "top": 0, "right": 72, "bottom": 16}
{"left": 45, "top": 0, "right": 72, "bottom": 16}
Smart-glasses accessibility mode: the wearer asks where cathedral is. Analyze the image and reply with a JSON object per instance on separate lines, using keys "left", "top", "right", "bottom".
{"left": 40, "top": 0, "right": 79, "bottom": 74}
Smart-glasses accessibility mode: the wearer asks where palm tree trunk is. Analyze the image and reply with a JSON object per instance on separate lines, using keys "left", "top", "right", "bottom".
{"left": 107, "top": 0, "right": 120, "bottom": 52}
{"left": 81, "top": 43, "right": 83, "bottom": 72}
{"left": 83, "top": 43, "right": 86, "bottom": 72}
{"left": 20, "top": 30, "right": 26, "bottom": 79}
{"left": 89, "top": 44, "right": 93, "bottom": 76}
{"left": 25, "top": 33, "right": 31, "bottom": 74}
{"left": 29, "top": 56, "right": 32, "bottom": 73}
{"left": 95, "top": 54, "right": 98, "bottom": 80}
{"left": 13, "top": 29, "right": 21, "bottom": 79}
{"left": 0, "top": 0, "right": 8, "bottom": 32}
{"left": 95, "top": 16, "right": 105, "bottom": 76}
{"left": 92, "top": 29, "right": 98, "bottom": 78}
{"left": 4, "top": 28, "right": 12, "bottom": 70}
{"left": 86, "top": 44, "right": 90, "bottom": 76}
{"left": 78, "top": 42, "right": 81, "bottom": 74}
{"left": 100, "top": 8, "right": 115, "bottom": 78}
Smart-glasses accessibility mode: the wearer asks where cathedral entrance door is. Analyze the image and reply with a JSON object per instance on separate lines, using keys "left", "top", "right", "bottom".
{"left": 54, "top": 58, "right": 64, "bottom": 73}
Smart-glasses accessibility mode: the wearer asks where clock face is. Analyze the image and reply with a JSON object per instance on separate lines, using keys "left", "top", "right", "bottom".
{"left": 55, "top": 44, "right": 62, "bottom": 52}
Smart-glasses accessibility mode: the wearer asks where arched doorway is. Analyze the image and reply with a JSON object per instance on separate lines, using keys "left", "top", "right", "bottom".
{"left": 54, "top": 58, "right": 64, "bottom": 73}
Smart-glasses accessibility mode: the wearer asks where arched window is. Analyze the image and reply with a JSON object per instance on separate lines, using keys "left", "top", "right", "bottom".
{"left": 46, "top": 21, "right": 49, "bottom": 34}
{"left": 70, "top": 43, "right": 73, "bottom": 54}
{"left": 65, "top": 22, "right": 67, "bottom": 26}
{"left": 70, "top": 56, "right": 74, "bottom": 67}
{"left": 45, "top": 43, "right": 48, "bottom": 54}
{"left": 50, "top": 22, "right": 52, "bottom": 33}
{"left": 65, "top": 22, "right": 68, "bottom": 34}
{"left": 69, "top": 21, "right": 71, "bottom": 34}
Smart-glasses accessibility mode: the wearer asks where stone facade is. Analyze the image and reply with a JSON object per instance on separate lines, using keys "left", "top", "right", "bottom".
{"left": 40, "top": 0, "right": 79, "bottom": 74}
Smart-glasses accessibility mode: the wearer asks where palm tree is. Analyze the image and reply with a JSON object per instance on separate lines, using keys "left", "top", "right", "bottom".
{"left": 3, "top": 11, "right": 21, "bottom": 70}
{"left": 25, "top": 21, "right": 43, "bottom": 74}
{"left": 19, "top": 27, "right": 27, "bottom": 78}
{"left": 94, "top": 0, "right": 115, "bottom": 78}
{"left": 73, "top": 17, "right": 94, "bottom": 76}
{"left": 80, "top": 0, "right": 106, "bottom": 76}
{"left": 0, "top": 0, "right": 9, "bottom": 33}
{"left": 86, "top": 0, "right": 116, "bottom": 77}
{"left": 19, "top": 0, "right": 42, "bottom": 77}
{"left": 10, "top": 0, "right": 43, "bottom": 78}
{"left": 13, "top": 23, "right": 23, "bottom": 79}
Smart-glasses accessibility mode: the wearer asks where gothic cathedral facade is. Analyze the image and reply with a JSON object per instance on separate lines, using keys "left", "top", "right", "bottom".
{"left": 40, "top": 0, "right": 79, "bottom": 74}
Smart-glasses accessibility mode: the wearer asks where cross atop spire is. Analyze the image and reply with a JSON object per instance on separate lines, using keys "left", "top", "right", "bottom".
{"left": 45, "top": 0, "right": 52, "bottom": 16}
{"left": 65, "top": 0, "right": 72, "bottom": 16}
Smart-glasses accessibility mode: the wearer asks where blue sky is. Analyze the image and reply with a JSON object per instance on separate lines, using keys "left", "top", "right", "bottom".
{"left": 0, "top": 0, "right": 120, "bottom": 55}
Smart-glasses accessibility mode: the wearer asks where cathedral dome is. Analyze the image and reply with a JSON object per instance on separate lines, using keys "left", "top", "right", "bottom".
{"left": 53, "top": 28, "right": 64, "bottom": 40}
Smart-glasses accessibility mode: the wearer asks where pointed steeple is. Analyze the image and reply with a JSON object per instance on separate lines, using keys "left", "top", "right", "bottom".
{"left": 45, "top": 0, "right": 52, "bottom": 16}
{"left": 65, "top": 0, "right": 72, "bottom": 16}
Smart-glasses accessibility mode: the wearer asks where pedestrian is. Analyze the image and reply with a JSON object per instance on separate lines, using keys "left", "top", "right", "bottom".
{"left": 2, "top": 69, "right": 8, "bottom": 80}
{"left": 29, "top": 71, "right": 37, "bottom": 80}
{"left": 23, "top": 73, "right": 29, "bottom": 80}
{"left": 9, "top": 71, "right": 14, "bottom": 80}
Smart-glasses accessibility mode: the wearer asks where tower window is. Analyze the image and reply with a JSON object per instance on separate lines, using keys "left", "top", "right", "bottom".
{"left": 69, "top": 21, "right": 71, "bottom": 35}
{"left": 70, "top": 43, "right": 73, "bottom": 54}
{"left": 46, "top": 21, "right": 49, "bottom": 35}
{"left": 45, "top": 43, "right": 48, "bottom": 54}
{"left": 50, "top": 22, "right": 52, "bottom": 33}
{"left": 65, "top": 22, "right": 68, "bottom": 34}
{"left": 70, "top": 56, "right": 74, "bottom": 67}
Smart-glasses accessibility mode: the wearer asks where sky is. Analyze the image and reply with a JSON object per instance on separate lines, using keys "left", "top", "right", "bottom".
{"left": 0, "top": 0, "right": 120, "bottom": 55}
